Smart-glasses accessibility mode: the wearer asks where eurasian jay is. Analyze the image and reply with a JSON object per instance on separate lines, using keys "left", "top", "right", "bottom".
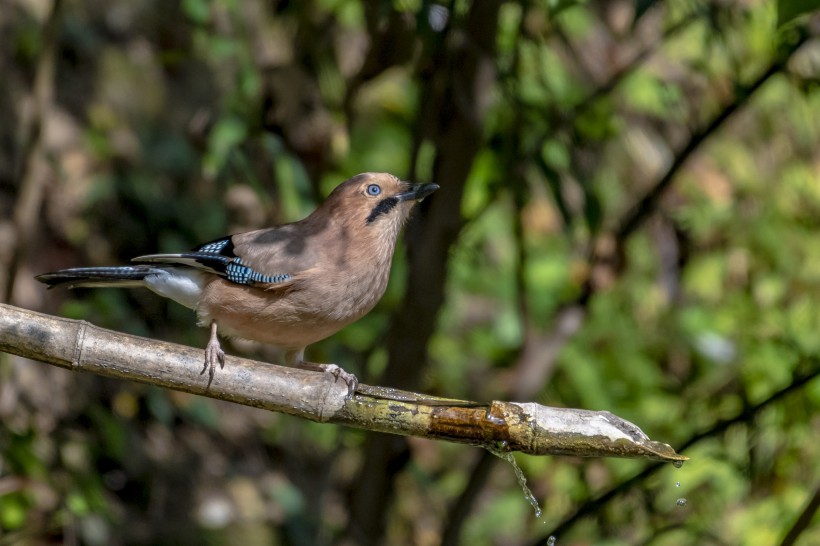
{"left": 36, "top": 172, "right": 439, "bottom": 393}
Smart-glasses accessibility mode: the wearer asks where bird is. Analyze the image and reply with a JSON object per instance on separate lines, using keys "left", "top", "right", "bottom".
{"left": 36, "top": 172, "right": 439, "bottom": 393}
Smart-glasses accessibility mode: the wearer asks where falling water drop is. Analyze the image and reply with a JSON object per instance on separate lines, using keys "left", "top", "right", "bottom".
{"left": 547, "top": 536, "right": 557, "bottom": 545}
{"left": 676, "top": 498, "right": 687, "bottom": 507}
{"left": 486, "top": 445, "right": 542, "bottom": 518}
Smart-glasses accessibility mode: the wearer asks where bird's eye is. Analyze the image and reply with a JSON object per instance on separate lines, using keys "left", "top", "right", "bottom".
{"left": 366, "top": 184, "right": 382, "bottom": 196}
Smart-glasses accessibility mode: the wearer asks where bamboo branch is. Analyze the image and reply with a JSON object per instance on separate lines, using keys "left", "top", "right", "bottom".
{"left": 0, "top": 303, "right": 685, "bottom": 462}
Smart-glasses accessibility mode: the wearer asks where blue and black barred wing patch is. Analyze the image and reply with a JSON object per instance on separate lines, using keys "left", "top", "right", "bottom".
{"left": 222, "top": 258, "right": 292, "bottom": 285}
{"left": 133, "top": 237, "right": 293, "bottom": 287}
{"left": 196, "top": 237, "right": 235, "bottom": 256}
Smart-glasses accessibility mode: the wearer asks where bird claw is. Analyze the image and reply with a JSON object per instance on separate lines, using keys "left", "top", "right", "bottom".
{"left": 202, "top": 338, "right": 226, "bottom": 386}
{"left": 317, "top": 363, "right": 358, "bottom": 397}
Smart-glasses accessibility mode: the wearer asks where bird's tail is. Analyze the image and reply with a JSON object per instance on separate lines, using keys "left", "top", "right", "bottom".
{"left": 35, "top": 266, "right": 156, "bottom": 289}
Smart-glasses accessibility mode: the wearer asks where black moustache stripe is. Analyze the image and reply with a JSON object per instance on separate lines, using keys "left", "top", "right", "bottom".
{"left": 366, "top": 196, "right": 400, "bottom": 224}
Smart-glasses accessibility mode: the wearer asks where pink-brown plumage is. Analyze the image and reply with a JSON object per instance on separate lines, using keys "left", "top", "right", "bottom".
{"left": 36, "top": 172, "right": 439, "bottom": 392}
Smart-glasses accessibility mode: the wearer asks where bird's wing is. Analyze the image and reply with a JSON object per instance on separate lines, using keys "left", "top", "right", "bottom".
{"left": 133, "top": 230, "right": 308, "bottom": 290}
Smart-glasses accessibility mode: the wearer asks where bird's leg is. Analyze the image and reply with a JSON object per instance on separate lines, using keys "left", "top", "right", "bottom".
{"left": 202, "top": 319, "right": 225, "bottom": 385}
{"left": 285, "top": 348, "right": 358, "bottom": 396}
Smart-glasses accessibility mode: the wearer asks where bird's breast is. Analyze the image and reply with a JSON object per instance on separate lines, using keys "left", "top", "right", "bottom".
{"left": 302, "top": 256, "right": 392, "bottom": 320}
{"left": 196, "top": 252, "right": 393, "bottom": 348}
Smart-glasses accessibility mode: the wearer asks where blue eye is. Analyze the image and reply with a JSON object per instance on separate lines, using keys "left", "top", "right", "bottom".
{"left": 367, "top": 184, "right": 382, "bottom": 196}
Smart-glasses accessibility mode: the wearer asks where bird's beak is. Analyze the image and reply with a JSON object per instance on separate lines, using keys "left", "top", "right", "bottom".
{"left": 397, "top": 182, "right": 440, "bottom": 203}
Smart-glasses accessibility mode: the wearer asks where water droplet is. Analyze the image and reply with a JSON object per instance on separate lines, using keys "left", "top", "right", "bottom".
{"left": 547, "top": 536, "right": 557, "bottom": 545}
{"left": 673, "top": 460, "right": 684, "bottom": 468}
{"left": 676, "top": 498, "right": 687, "bottom": 507}
{"left": 486, "top": 446, "right": 542, "bottom": 518}
{"left": 676, "top": 481, "right": 681, "bottom": 487}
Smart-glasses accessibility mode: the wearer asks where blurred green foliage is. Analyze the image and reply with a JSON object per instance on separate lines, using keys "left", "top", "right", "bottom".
{"left": 1, "top": 0, "right": 819, "bottom": 545}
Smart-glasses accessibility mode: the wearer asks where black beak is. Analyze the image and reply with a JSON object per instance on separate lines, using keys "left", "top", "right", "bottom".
{"left": 397, "top": 182, "right": 440, "bottom": 203}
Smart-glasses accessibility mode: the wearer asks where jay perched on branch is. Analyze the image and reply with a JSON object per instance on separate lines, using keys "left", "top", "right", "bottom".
{"left": 37, "top": 173, "right": 439, "bottom": 393}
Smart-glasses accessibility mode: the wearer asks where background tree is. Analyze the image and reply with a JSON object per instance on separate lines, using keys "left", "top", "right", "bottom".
{"left": 1, "top": 0, "right": 819, "bottom": 544}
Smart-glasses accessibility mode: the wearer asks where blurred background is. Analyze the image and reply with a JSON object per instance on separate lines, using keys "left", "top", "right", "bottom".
{"left": 2, "top": 0, "right": 820, "bottom": 544}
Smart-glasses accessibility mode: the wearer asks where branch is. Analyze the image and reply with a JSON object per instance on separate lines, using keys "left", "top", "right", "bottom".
{"left": 615, "top": 27, "right": 810, "bottom": 241}
{"left": 0, "top": 303, "right": 685, "bottom": 462}
{"left": 780, "top": 484, "right": 820, "bottom": 546}
{"left": 349, "top": 2, "right": 505, "bottom": 542}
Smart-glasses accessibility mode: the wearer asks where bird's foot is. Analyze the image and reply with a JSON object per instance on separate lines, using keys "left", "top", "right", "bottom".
{"left": 298, "top": 362, "right": 358, "bottom": 397}
{"left": 202, "top": 336, "right": 225, "bottom": 386}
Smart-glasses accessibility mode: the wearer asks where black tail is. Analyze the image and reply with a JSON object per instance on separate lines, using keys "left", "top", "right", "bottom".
{"left": 35, "top": 266, "right": 155, "bottom": 289}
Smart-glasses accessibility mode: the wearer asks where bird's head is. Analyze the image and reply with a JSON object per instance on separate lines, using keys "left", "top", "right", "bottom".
{"left": 323, "top": 173, "right": 439, "bottom": 237}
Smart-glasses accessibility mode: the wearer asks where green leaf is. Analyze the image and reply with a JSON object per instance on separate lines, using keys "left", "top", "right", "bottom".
{"left": 777, "top": 0, "right": 820, "bottom": 27}
{"left": 0, "top": 493, "right": 28, "bottom": 529}
{"left": 203, "top": 116, "right": 248, "bottom": 178}
{"left": 67, "top": 492, "right": 91, "bottom": 516}
{"left": 182, "top": 0, "right": 211, "bottom": 24}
